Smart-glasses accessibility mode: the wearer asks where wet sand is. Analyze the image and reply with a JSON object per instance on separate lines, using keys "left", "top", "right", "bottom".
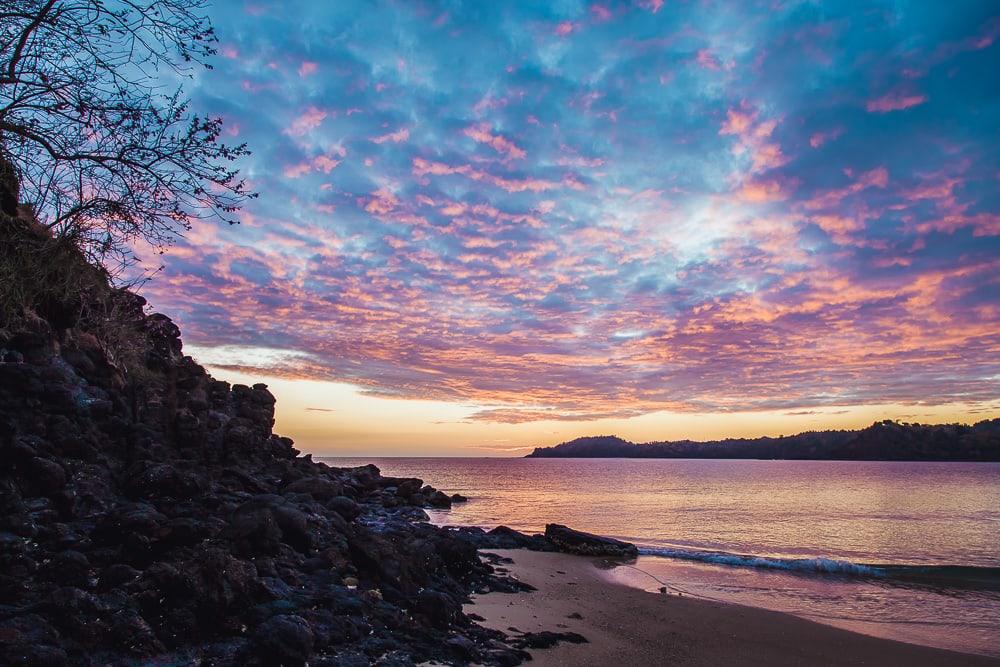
{"left": 467, "top": 549, "right": 1000, "bottom": 666}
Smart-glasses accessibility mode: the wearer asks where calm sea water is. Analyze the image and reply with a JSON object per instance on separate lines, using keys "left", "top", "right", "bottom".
{"left": 324, "top": 457, "right": 1000, "bottom": 657}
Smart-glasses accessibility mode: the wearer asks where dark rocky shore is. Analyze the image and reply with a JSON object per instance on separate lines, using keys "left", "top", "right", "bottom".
{"left": 0, "top": 198, "right": 634, "bottom": 665}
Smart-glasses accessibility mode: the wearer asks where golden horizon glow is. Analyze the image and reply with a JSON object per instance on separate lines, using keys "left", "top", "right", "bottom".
{"left": 208, "top": 367, "right": 1000, "bottom": 457}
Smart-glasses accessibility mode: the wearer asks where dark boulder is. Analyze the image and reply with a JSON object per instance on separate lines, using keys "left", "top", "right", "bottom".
{"left": 124, "top": 461, "right": 204, "bottom": 500}
{"left": 426, "top": 490, "right": 452, "bottom": 508}
{"left": 39, "top": 550, "right": 90, "bottom": 587}
{"left": 327, "top": 495, "right": 361, "bottom": 520}
{"left": 392, "top": 478, "right": 423, "bottom": 498}
{"left": 227, "top": 495, "right": 315, "bottom": 554}
{"left": 227, "top": 501, "right": 280, "bottom": 554}
{"left": 21, "top": 457, "right": 67, "bottom": 496}
{"left": 284, "top": 476, "right": 343, "bottom": 499}
{"left": 109, "top": 610, "right": 164, "bottom": 657}
{"left": 98, "top": 563, "right": 140, "bottom": 590}
{"left": 450, "top": 525, "right": 556, "bottom": 552}
{"left": 413, "top": 589, "right": 460, "bottom": 629}
{"left": 544, "top": 524, "right": 638, "bottom": 558}
{"left": 93, "top": 503, "right": 168, "bottom": 544}
{"left": 253, "top": 614, "right": 315, "bottom": 666}
{"left": 0, "top": 614, "right": 67, "bottom": 667}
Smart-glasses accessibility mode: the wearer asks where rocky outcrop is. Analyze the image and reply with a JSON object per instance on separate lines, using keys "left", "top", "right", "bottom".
{"left": 0, "top": 214, "right": 545, "bottom": 665}
{"left": 0, "top": 191, "right": 643, "bottom": 665}
{"left": 451, "top": 525, "right": 557, "bottom": 552}
{"left": 544, "top": 524, "right": 639, "bottom": 558}
{"left": 450, "top": 524, "right": 639, "bottom": 561}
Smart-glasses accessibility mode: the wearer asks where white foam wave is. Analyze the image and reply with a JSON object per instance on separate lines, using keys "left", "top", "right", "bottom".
{"left": 637, "top": 546, "right": 887, "bottom": 576}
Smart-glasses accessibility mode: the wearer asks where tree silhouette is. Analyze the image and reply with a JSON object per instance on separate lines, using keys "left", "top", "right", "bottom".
{"left": 0, "top": 0, "right": 254, "bottom": 270}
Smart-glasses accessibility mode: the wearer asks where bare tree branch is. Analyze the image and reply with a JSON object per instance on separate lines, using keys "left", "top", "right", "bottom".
{"left": 0, "top": 0, "right": 255, "bottom": 274}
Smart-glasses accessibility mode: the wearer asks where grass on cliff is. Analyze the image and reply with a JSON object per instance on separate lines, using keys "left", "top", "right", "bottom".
{"left": 0, "top": 212, "right": 150, "bottom": 372}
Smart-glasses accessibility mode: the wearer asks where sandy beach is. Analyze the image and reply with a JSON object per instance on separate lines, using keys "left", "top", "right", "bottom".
{"left": 468, "top": 549, "right": 1000, "bottom": 666}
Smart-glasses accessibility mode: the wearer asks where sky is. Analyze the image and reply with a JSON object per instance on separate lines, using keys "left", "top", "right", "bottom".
{"left": 138, "top": 0, "right": 1000, "bottom": 455}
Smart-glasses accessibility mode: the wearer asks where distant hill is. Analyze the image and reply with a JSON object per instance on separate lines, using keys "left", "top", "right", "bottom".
{"left": 524, "top": 419, "right": 1000, "bottom": 461}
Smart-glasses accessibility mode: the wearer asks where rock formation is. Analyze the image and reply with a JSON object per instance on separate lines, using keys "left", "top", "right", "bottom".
{"left": 0, "top": 203, "right": 539, "bottom": 665}
{"left": 0, "top": 171, "right": 640, "bottom": 665}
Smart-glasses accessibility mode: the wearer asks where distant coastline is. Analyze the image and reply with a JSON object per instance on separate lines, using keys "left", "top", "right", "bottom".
{"left": 525, "top": 419, "right": 1000, "bottom": 461}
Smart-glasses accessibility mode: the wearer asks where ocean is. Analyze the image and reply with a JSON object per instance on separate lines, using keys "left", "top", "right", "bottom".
{"left": 322, "top": 457, "right": 1000, "bottom": 658}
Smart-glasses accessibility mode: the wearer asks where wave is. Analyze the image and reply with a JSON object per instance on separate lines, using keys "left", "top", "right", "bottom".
{"left": 636, "top": 546, "right": 1000, "bottom": 589}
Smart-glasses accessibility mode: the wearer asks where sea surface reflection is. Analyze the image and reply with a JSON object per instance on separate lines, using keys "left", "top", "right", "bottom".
{"left": 324, "top": 457, "right": 1000, "bottom": 657}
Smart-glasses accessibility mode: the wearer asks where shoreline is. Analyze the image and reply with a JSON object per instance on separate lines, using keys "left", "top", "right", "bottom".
{"left": 467, "top": 549, "right": 1000, "bottom": 666}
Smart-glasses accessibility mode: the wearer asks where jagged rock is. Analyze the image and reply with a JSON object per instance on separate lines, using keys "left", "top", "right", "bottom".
{"left": 450, "top": 525, "right": 557, "bottom": 552}
{"left": 226, "top": 497, "right": 283, "bottom": 555}
{"left": 427, "top": 490, "right": 452, "bottom": 508}
{"left": 327, "top": 496, "right": 361, "bottom": 520}
{"left": 98, "top": 563, "right": 140, "bottom": 590}
{"left": 0, "top": 194, "right": 549, "bottom": 666}
{"left": 253, "top": 614, "right": 315, "bottom": 665}
{"left": 284, "top": 476, "right": 343, "bottom": 499}
{"left": 20, "top": 456, "right": 67, "bottom": 496}
{"left": 392, "top": 478, "right": 423, "bottom": 498}
{"left": 544, "top": 524, "right": 638, "bottom": 558}
{"left": 124, "top": 461, "right": 204, "bottom": 500}
{"left": 39, "top": 549, "right": 89, "bottom": 587}
{"left": 414, "top": 589, "right": 461, "bottom": 629}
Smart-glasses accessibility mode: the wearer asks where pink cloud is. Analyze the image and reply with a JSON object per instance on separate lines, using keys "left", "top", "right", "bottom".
{"left": 696, "top": 49, "right": 722, "bottom": 71}
{"left": 802, "top": 167, "right": 888, "bottom": 210}
{"left": 971, "top": 19, "right": 1000, "bottom": 49}
{"left": 857, "top": 166, "right": 889, "bottom": 188}
{"left": 720, "top": 108, "right": 754, "bottom": 136}
{"left": 866, "top": 92, "right": 927, "bottom": 113}
{"left": 555, "top": 21, "right": 577, "bottom": 36}
{"left": 412, "top": 158, "right": 571, "bottom": 194}
{"left": 644, "top": 0, "right": 664, "bottom": 12}
{"left": 298, "top": 61, "right": 318, "bottom": 77}
{"left": 371, "top": 127, "right": 410, "bottom": 144}
{"left": 811, "top": 214, "right": 866, "bottom": 244}
{"left": 720, "top": 106, "right": 787, "bottom": 173}
{"left": 739, "top": 179, "right": 787, "bottom": 203}
{"left": 282, "top": 154, "right": 342, "bottom": 179}
{"left": 556, "top": 154, "right": 605, "bottom": 168}
{"left": 809, "top": 127, "right": 844, "bottom": 148}
{"left": 590, "top": 4, "right": 612, "bottom": 21}
{"left": 284, "top": 106, "right": 328, "bottom": 137}
{"left": 463, "top": 123, "right": 526, "bottom": 160}
{"left": 905, "top": 178, "right": 960, "bottom": 202}
{"left": 412, "top": 158, "right": 467, "bottom": 178}
{"left": 364, "top": 188, "right": 398, "bottom": 215}
{"left": 282, "top": 162, "right": 312, "bottom": 179}
{"left": 312, "top": 155, "right": 341, "bottom": 174}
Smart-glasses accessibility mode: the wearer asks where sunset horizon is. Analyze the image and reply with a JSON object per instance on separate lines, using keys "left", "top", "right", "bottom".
{"left": 189, "top": 363, "right": 999, "bottom": 456}
{"left": 133, "top": 1, "right": 999, "bottom": 456}
{"left": 1, "top": 1, "right": 997, "bottom": 664}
